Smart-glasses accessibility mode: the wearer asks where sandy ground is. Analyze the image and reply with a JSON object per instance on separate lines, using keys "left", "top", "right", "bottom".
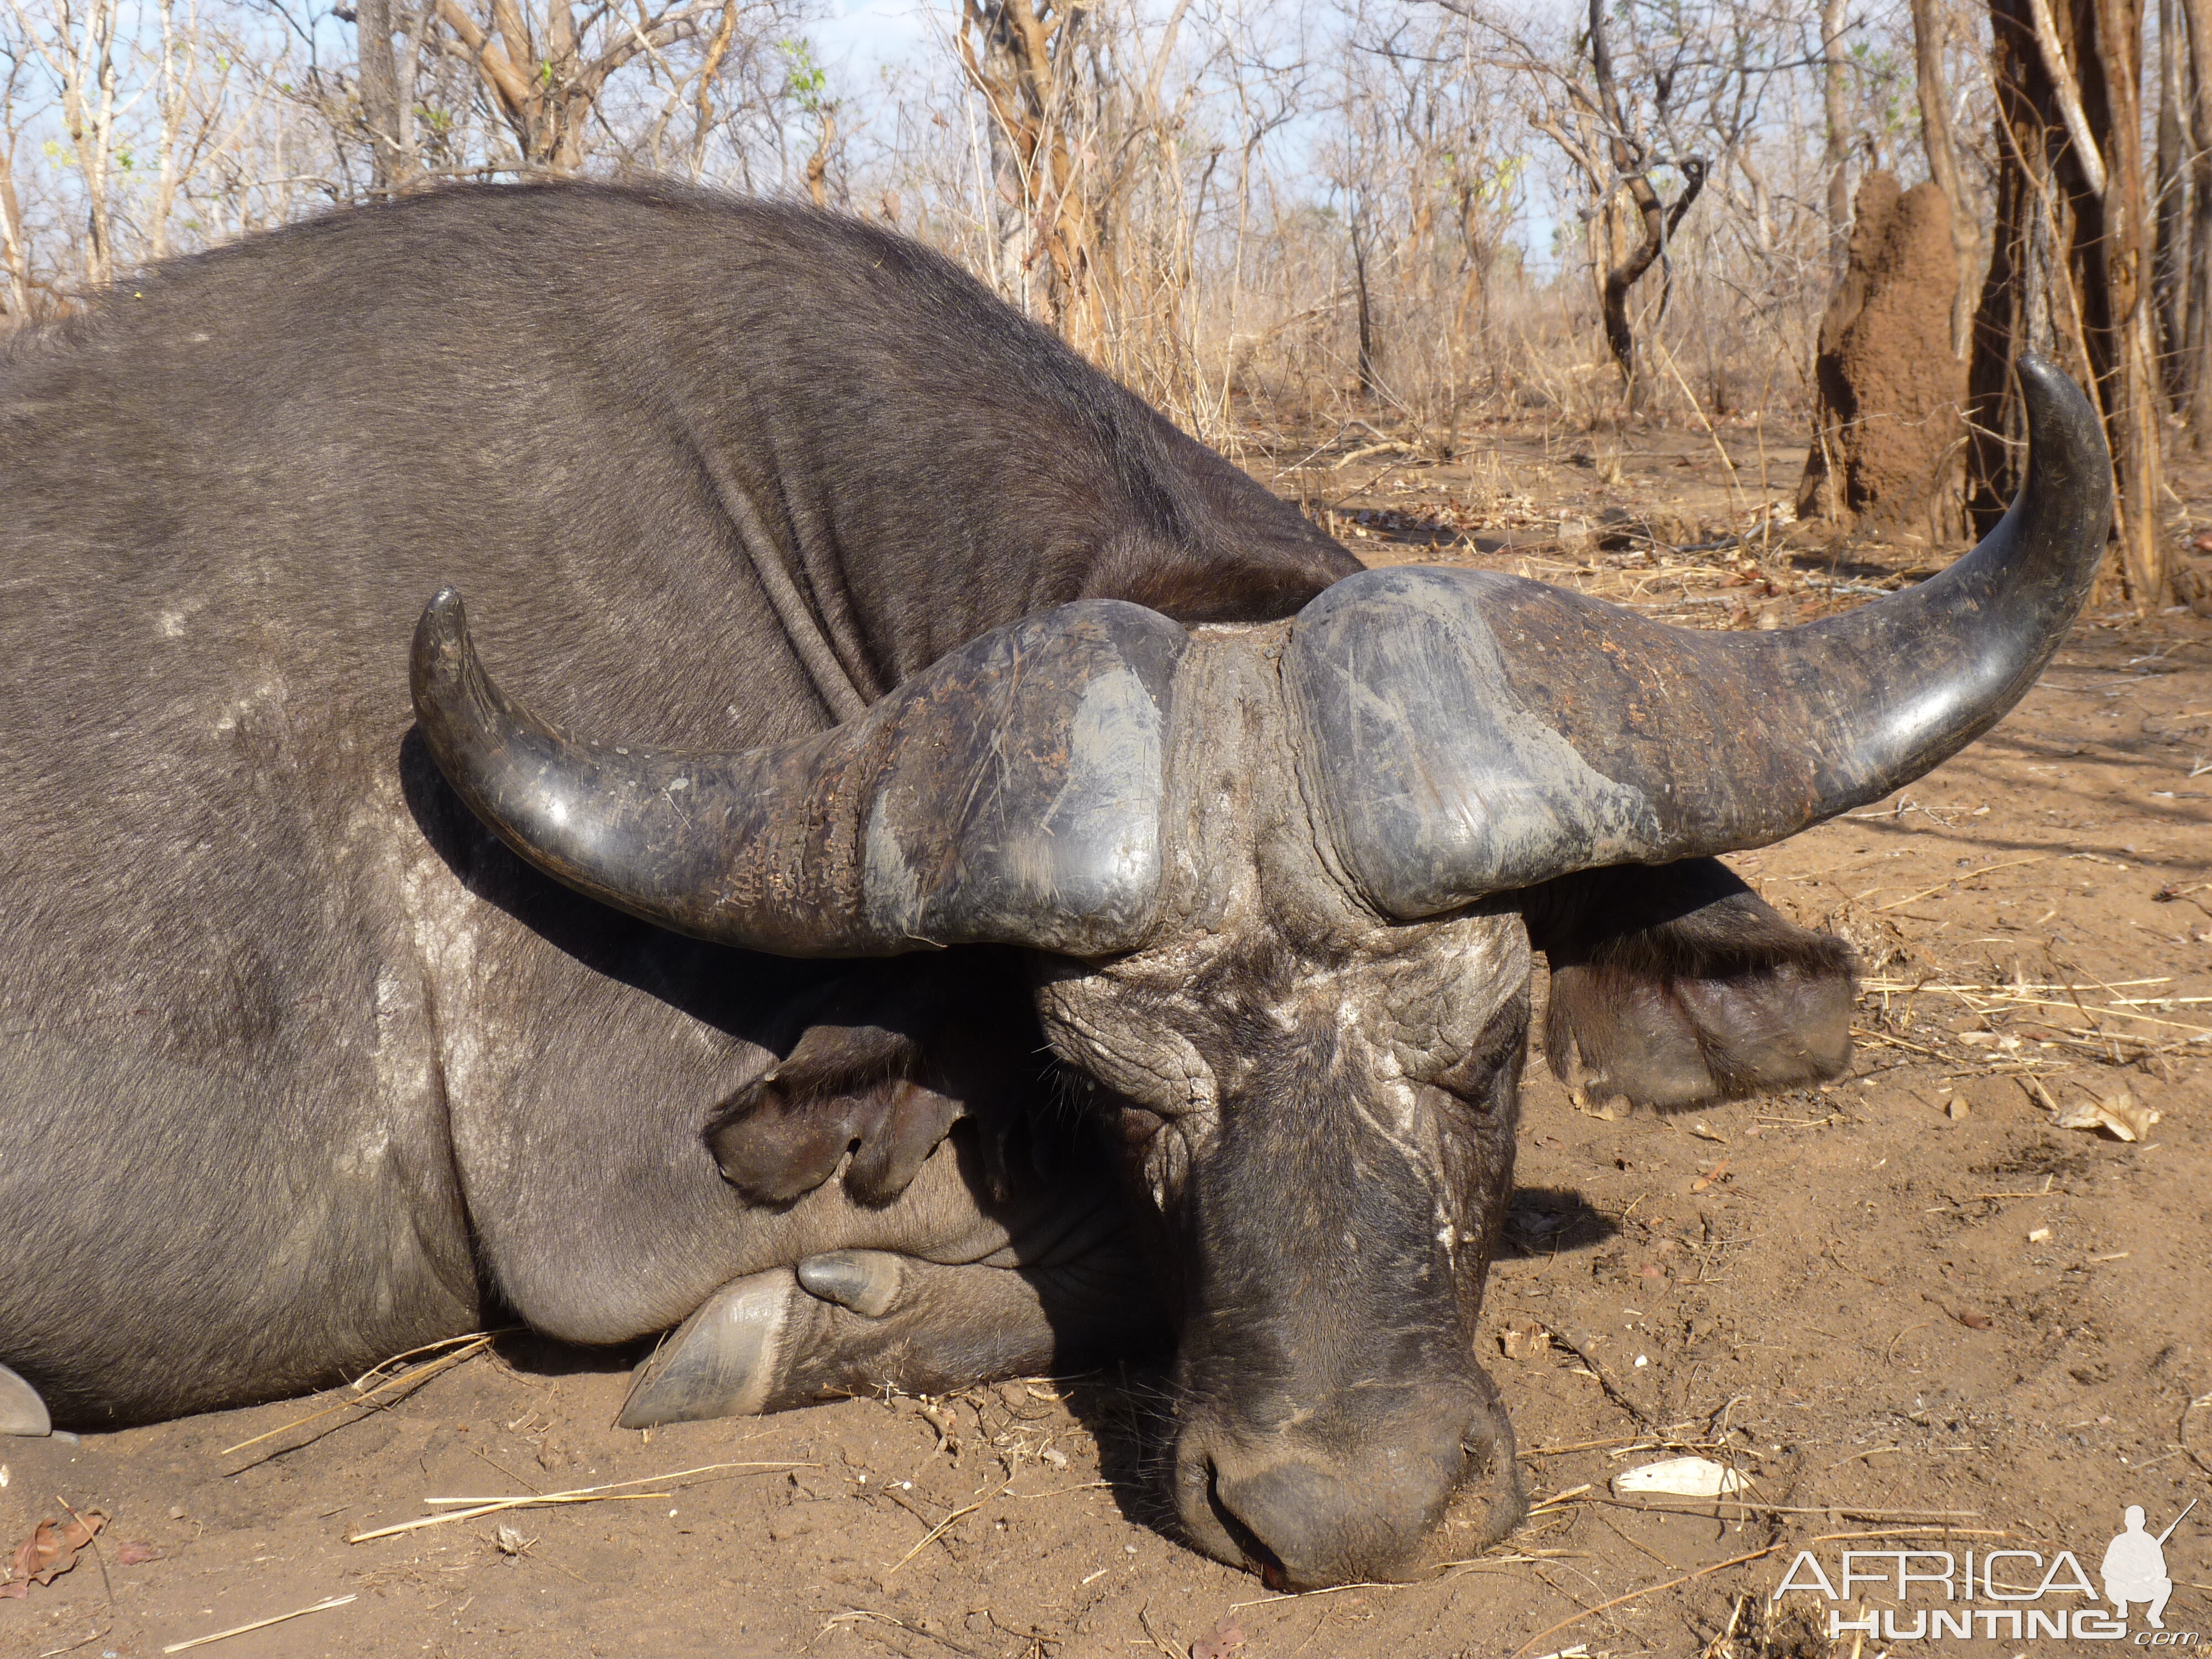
{"left": 4, "top": 420, "right": 2208, "bottom": 1659}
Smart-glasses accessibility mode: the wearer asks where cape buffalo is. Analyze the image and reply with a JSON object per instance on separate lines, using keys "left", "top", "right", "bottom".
{"left": 0, "top": 182, "right": 2108, "bottom": 1591}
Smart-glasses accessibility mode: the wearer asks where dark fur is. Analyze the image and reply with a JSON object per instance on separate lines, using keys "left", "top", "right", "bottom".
{"left": 0, "top": 180, "right": 1852, "bottom": 1494}
{"left": 0, "top": 182, "right": 1355, "bottom": 1423}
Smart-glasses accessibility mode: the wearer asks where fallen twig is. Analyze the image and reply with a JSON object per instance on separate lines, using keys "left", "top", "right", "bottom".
{"left": 1228, "top": 1576, "right": 1392, "bottom": 1610}
{"left": 1889, "top": 991, "right": 2209, "bottom": 1036}
{"left": 1550, "top": 1329, "right": 1656, "bottom": 1428}
{"left": 1331, "top": 439, "right": 1421, "bottom": 469}
{"left": 1850, "top": 1027, "right": 1948, "bottom": 1059}
{"left": 51, "top": 1497, "right": 111, "bottom": 1614}
{"left": 885, "top": 1477, "right": 1015, "bottom": 1574}
{"left": 1864, "top": 978, "right": 2172, "bottom": 994}
{"left": 161, "top": 1594, "right": 356, "bottom": 1653}
{"left": 1813, "top": 1528, "right": 2010, "bottom": 1541}
{"left": 1874, "top": 855, "right": 2048, "bottom": 912}
{"left": 353, "top": 1491, "right": 671, "bottom": 1541}
{"left": 1520, "top": 1436, "right": 1649, "bottom": 1458}
{"left": 1537, "top": 1492, "right": 1979, "bottom": 1521}
{"left": 1135, "top": 1604, "right": 1184, "bottom": 1658}
{"left": 1508, "top": 1545, "right": 1780, "bottom": 1659}
{"left": 2184, "top": 1395, "right": 2212, "bottom": 1482}
{"left": 221, "top": 1333, "right": 498, "bottom": 1457}
{"left": 348, "top": 1460, "right": 813, "bottom": 1542}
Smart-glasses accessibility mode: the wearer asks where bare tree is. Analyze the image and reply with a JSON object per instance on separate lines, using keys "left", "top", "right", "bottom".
{"left": 1456, "top": 0, "right": 1727, "bottom": 404}
{"left": 8, "top": 0, "right": 127, "bottom": 286}
{"left": 1, "top": 40, "right": 33, "bottom": 322}
{"left": 431, "top": 0, "right": 744, "bottom": 172}
{"left": 780, "top": 38, "right": 837, "bottom": 206}
{"left": 2182, "top": 0, "right": 2212, "bottom": 435}
{"left": 1911, "top": 0, "right": 1978, "bottom": 351}
{"left": 1819, "top": 0, "right": 1850, "bottom": 272}
{"left": 355, "top": 0, "right": 414, "bottom": 191}
{"left": 1968, "top": 0, "right": 2166, "bottom": 603}
{"left": 2155, "top": 0, "right": 2185, "bottom": 393}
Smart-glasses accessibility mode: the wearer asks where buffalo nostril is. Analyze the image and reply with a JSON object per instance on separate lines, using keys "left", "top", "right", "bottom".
{"left": 1203, "top": 1457, "right": 1290, "bottom": 1589}
{"left": 1209, "top": 1458, "right": 1427, "bottom": 1589}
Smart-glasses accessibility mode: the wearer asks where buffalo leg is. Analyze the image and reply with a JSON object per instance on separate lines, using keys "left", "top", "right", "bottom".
{"left": 0, "top": 1361, "right": 51, "bottom": 1436}
{"left": 619, "top": 1239, "right": 1158, "bottom": 1427}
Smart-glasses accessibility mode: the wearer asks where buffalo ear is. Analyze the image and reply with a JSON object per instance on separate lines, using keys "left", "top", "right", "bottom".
{"left": 706, "top": 1022, "right": 937, "bottom": 1206}
{"left": 706, "top": 957, "right": 1036, "bottom": 1207}
{"left": 712, "top": 1013, "right": 973, "bottom": 1212}
{"left": 1522, "top": 858, "right": 1856, "bottom": 1110}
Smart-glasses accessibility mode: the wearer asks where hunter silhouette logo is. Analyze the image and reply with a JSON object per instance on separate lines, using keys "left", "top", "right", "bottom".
{"left": 2104, "top": 1502, "right": 2194, "bottom": 1630}
{"left": 1772, "top": 1498, "right": 2199, "bottom": 1644}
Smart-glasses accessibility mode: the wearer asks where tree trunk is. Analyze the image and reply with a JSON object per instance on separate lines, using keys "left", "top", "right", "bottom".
{"left": 2156, "top": 0, "right": 2187, "bottom": 397}
{"left": 1352, "top": 215, "right": 1380, "bottom": 399}
{"left": 1822, "top": 0, "right": 1854, "bottom": 276}
{"left": 954, "top": 0, "right": 1109, "bottom": 359}
{"left": 2184, "top": 0, "right": 2212, "bottom": 437}
{"left": 1968, "top": 0, "right": 2166, "bottom": 606}
{"left": 1585, "top": 0, "right": 1705, "bottom": 402}
{"left": 357, "top": 0, "right": 413, "bottom": 193}
{"left": 0, "top": 144, "right": 29, "bottom": 328}
{"left": 2088, "top": 0, "right": 2166, "bottom": 605}
{"left": 805, "top": 108, "right": 835, "bottom": 208}
{"left": 1912, "top": 0, "right": 1979, "bottom": 353}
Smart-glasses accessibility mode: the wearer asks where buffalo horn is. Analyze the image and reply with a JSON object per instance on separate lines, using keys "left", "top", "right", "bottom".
{"left": 410, "top": 591, "right": 1188, "bottom": 956}
{"left": 1286, "top": 353, "right": 2111, "bottom": 916}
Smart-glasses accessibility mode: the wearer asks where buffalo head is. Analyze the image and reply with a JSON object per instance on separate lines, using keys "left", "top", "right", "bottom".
{"left": 410, "top": 357, "right": 2108, "bottom": 1588}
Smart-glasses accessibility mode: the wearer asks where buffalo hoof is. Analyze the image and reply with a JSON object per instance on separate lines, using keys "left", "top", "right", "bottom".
{"left": 619, "top": 1268, "right": 801, "bottom": 1427}
{"left": 0, "top": 1362, "right": 51, "bottom": 1436}
{"left": 619, "top": 1249, "right": 1155, "bottom": 1427}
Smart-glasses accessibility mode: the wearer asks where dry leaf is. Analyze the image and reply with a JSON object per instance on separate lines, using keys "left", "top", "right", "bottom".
{"left": 1498, "top": 1321, "right": 1552, "bottom": 1362}
{"left": 1569, "top": 1087, "right": 1630, "bottom": 1123}
{"left": 1192, "top": 1618, "right": 1247, "bottom": 1659}
{"left": 1613, "top": 1457, "right": 1750, "bottom": 1498}
{"left": 1688, "top": 1121, "right": 1728, "bottom": 1142}
{"left": 0, "top": 1510, "right": 106, "bottom": 1597}
{"left": 114, "top": 1540, "right": 161, "bottom": 1566}
{"left": 1688, "top": 1157, "right": 1731, "bottom": 1194}
{"left": 2050, "top": 1087, "right": 2160, "bottom": 1142}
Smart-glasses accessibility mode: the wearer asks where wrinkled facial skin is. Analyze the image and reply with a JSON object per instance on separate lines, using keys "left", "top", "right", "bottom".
{"left": 1035, "top": 630, "right": 1530, "bottom": 1590}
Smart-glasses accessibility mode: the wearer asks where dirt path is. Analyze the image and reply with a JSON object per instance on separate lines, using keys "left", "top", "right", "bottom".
{"left": 5, "top": 436, "right": 2208, "bottom": 1659}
